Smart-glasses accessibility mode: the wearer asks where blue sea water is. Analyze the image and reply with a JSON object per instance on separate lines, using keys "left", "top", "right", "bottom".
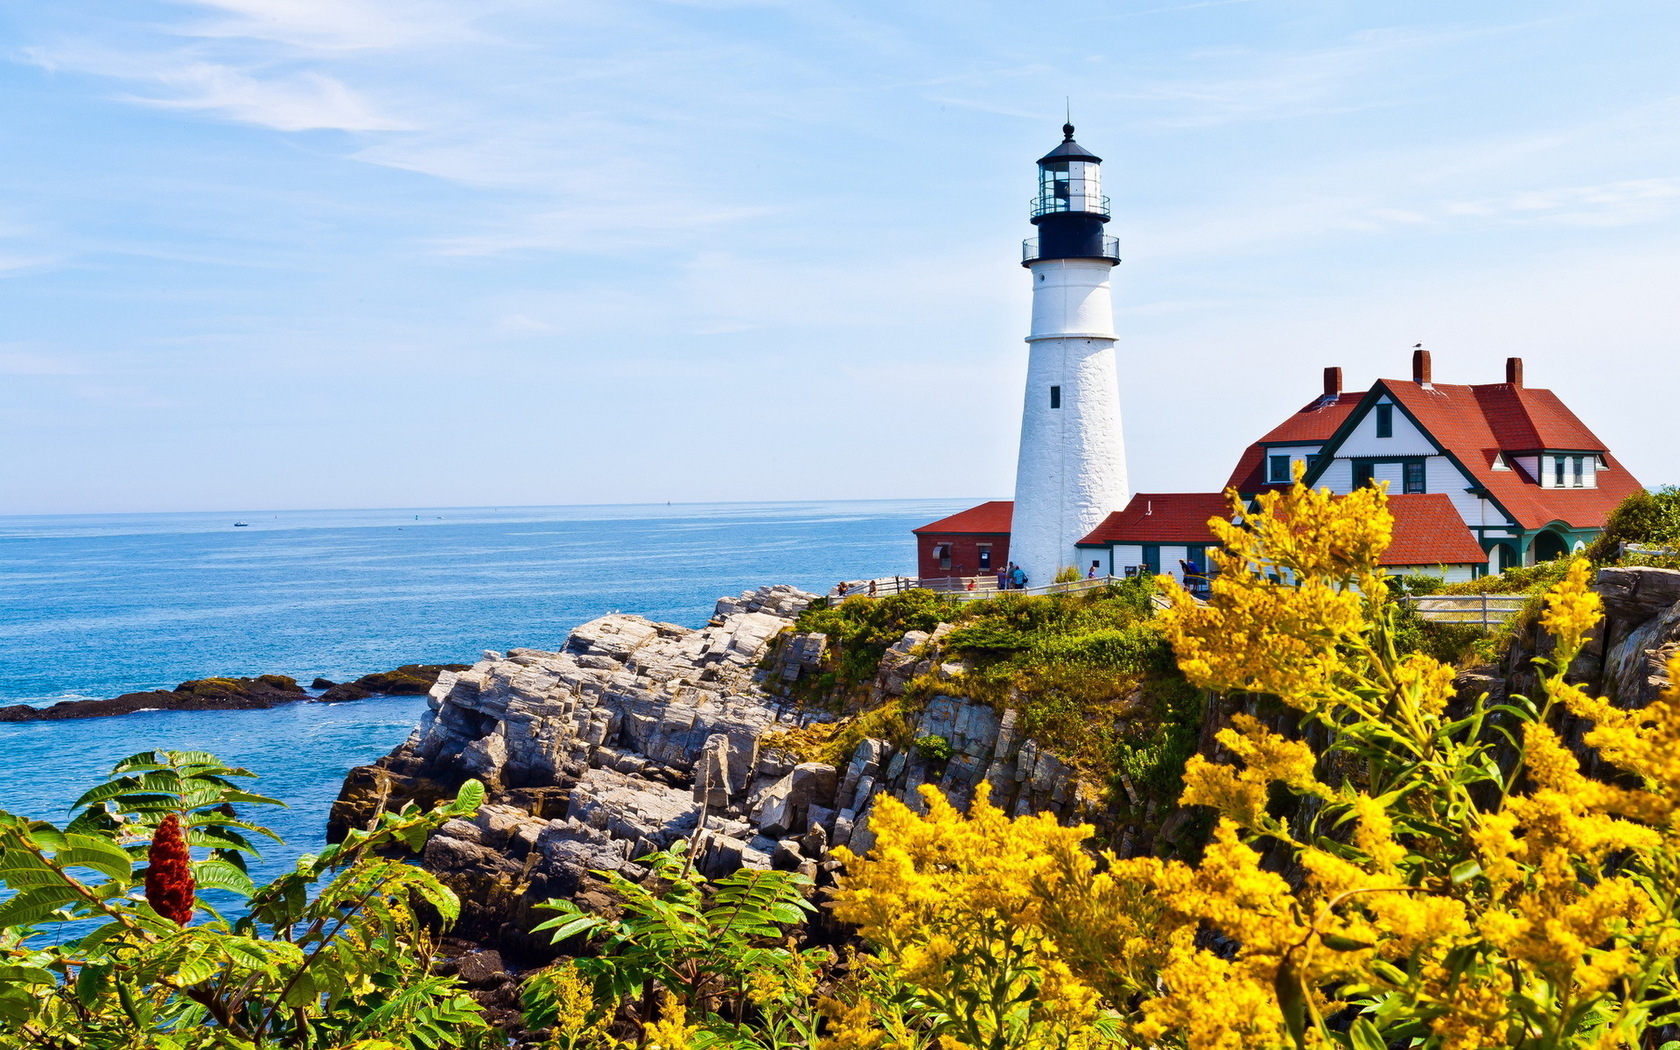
{"left": 0, "top": 499, "right": 966, "bottom": 882}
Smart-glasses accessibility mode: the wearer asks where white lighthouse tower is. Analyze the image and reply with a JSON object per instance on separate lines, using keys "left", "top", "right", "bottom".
{"left": 1009, "top": 123, "right": 1129, "bottom": 585}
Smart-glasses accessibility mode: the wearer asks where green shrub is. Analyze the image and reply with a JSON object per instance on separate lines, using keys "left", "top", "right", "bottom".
{"left": 1585, "top": 485, "right": 1680, "bottom": 562}
{"left": 0, "top": 750, "right": 493, "bottom": 1049}
{"left": 915, "top": 734, "right": 953, "bottom": 763}
{"left": 793, "top": 590, "right": 964, "bottom": 699}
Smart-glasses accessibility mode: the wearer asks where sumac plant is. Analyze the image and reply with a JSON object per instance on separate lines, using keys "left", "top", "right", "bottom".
{"left": 0, "top": 749, "right": 494, "bottom": 1050}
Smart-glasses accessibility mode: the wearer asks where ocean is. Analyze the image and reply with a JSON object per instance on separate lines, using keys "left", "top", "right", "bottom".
{"left": 0, "top": 499, "right": 966, "bottom": 882}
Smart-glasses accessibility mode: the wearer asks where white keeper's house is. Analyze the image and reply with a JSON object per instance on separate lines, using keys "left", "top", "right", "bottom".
{"left": 913, "top": 124, "right": 1644, "bottom": 586}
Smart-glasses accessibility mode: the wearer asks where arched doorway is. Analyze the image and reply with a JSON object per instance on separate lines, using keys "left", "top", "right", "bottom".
{"left": 1489, "top": 542, "right": 1518, "bottom": 574}
{"left": 1533, "top": 531, "right": 1568, "bottom": 562}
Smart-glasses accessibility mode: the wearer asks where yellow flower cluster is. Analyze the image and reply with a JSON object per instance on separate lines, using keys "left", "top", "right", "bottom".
{"left": 1179, "top": 714, "right": 1326, "bottom": 833}
{"left": 831, "top": 783, "right": 1141, "bottom": 1049}
{"left": 823, "top": 474, "right": 1680, "bottom": 1049}
{"left": 641, "top": 993, "right": 700, "bottom": 1050}
{"left": 1158, "top": 473, "right": 1390, "bottom": 714}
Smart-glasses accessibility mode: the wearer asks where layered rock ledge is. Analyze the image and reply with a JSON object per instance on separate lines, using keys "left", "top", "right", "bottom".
{"left": 332, "top": 584, "right": 1095, "bottom": 957}
{"left": 0, "top": 665, "right": 466, "bottom": 722}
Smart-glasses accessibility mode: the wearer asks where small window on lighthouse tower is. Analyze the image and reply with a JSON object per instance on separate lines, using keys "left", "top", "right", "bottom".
{"left": 1050, "top": 386, "right": 1061, "bottom": 409}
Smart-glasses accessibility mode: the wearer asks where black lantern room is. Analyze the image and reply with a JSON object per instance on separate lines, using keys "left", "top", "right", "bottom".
{"left": 1023, "top": 124, "right": 1120, "bottom": 266}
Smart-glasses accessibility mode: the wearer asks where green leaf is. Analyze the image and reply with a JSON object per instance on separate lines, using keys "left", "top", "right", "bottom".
{"left": 1450, "top": 860, "right": 1483, "bottom": 884}
{"left": 0, "top": 963, "right": 55, "bottom": 986}
{"left": 74, "top": 960, "right": 111, "bottom": 1004}
{"left": 536, "top": 913, "right": 607, "bottom": 944}
{"left": 175, "top": 951, "right": 221, "bottom": 987}
{"left": 0, "top": 886, "right": 81, "bottom": 927}
{"left": 1275, "top": 954, "right": 1309, "bottom": 1050}
{"left": 1348, "top": 1018, "right": 1385, "bottom": 1050}
{"left": 451, "top": 779, "right": 485, "bottom": 816}
{"left": 24, "top": 823, "right": 67, "bottom": 851}
{"left": 60, "top": 835, "right": 136, "bottom": 881}
{"left": 1319, "top": 932, "right": 1377, "bottom": 952}
{"left": 193, "top": 858, "right": 258, "bottom": 897}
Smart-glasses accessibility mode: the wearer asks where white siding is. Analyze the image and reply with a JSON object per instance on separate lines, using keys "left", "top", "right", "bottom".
{"left": 1423, "top": 456, "right": 1513, "bottom": 531}
{"left": 1387, "top": 564, "right": 1477, "bottom": 584}
{"left": 1080, "top": 548, "right": 1113, "bottom": 577}
{"left": 1337, "top": 399, "right": 1435, "bottom": 457}
{"left": 1113, "top": 544, "right": 1144, "bottom": 575}
{"left": 1514, "top": 456, "right": 1540, "bottom": 483}
{"left": 1317, "top": 458, "right": 1354, "bottom": 492}
{"left": 1160, "top": 546, "right": 1188, "bottom": 583}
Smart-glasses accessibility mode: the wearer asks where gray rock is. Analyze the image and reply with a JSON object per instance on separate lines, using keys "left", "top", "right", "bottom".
{"left": 454, "top": 950, "right": 506, "bottom": 988}
{"left": 772, "top": 839, "right": 803, "bottom": 871}
{"left": 799, "top": 821, "right": 828, "bottom": 859}
{"left": 1597, "top": 566, "right": 1680, "bottom": 624}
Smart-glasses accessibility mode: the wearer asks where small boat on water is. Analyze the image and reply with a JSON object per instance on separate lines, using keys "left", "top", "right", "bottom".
{"left": 233, "top": 522, "right": 250, "bottom": 527}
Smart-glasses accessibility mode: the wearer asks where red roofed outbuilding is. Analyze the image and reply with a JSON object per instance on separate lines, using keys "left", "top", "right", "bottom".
{"left": 1074, "top": 493, "right": 1231, "bottom": 582}
{"left": 912, "top": 501, "right": 1012, "bottom": 580}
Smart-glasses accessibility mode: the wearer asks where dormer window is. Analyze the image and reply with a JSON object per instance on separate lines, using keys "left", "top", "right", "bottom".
{"left": 1554, "top": 457, "right": 1565, "bottom": 487}
{"left": 1268, "top": 455, "right": 1291, "bottom": 483}
{"left": 1375, "top": 403, "right": 1393, "bottom": 438}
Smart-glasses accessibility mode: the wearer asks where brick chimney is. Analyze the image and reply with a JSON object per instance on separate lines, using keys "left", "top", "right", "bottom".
{"left": 1323, "top": 366, "right": 1342, "bottom": 399}
{"left": 1412, "top": 348, "right": 1432, "bottom": 387}
{"left": 1506, "top": 356, "right": 1523, "bottom": 388}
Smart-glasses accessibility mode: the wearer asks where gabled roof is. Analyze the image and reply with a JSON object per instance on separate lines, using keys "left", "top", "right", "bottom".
{"left": 1381, "top": 494, "right": 1490, "bottom": 566}
{"left": 1360, "top": 380, "right": 1642, "bottom": 531}
{"left": 1470, "top": 384, "right": 1604, "bottom": 452}
{"left": 913, "top": 500, "right": 1013, "bottom": 535}
{"left": 1076, "top": 493, "right": 1232, "bottom": 546}
{"left": 1225, "top": 391, "right": 1366, "bottom": 493}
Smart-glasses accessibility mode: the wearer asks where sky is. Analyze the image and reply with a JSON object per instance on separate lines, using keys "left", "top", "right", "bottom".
{"left": 2, "top": 0, "right": 1678, "bottom": 515}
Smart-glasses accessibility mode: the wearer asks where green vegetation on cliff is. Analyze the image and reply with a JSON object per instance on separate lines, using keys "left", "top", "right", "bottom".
{"left": 780, "top": 576, "right": 1201, "bottom": 818}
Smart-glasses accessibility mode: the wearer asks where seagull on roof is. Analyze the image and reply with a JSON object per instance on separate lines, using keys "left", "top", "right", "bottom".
{"left": 1414, "top": 342, "right": 1423, "bottom": 348}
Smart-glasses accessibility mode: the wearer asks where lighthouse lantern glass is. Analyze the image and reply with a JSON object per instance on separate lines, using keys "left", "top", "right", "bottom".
{"left": 1036, "top": 159, "right": 1102, "bottom": 216}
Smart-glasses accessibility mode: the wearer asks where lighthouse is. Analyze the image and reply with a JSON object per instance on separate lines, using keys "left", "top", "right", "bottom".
{"left": 1009, "top": 123, "right": 1129, "bottom": 585}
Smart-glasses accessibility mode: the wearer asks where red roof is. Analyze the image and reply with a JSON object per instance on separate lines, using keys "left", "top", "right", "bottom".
{"left": 1381, "top": 494, "right": 1489, "bottom": 566}
{"left": 1470, "top": 384, "right": 1603, "bottom": 452}
{"left": 1378, "top": 380, "right": 1641, "bottom": 531}
{"left": 1076, "top": 493, "right": 1233, "bottom": 546}
{"left": 913, "top": 500, "right": 1013, "bottom": 535}
{"left": 1225, "top": 391, "right": 1366, "bottom": 493}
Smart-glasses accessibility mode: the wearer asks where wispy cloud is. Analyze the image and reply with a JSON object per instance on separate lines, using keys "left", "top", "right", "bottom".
{"left": 128, "top": 63, "right": 411, "bottom": 130}
{"left": 25, "top": 43, "right": 411, "bottom": 131}
{"left": 165, "top": 0, "right": 486, "bottom": 52}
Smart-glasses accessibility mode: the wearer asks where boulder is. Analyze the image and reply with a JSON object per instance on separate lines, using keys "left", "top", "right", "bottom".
{"left": 454, "top": 950, "right": 506, "bottom": 988}
{"left": 1597, "top": 566, "right": 1680, "bottom": 625}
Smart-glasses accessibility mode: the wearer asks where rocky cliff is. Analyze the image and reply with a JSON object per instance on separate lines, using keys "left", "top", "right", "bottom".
{"left": 331, "top": 566, "right": 1680, "bottom": 960}
{"left": 331, "top": 584, "right": 1094, "bottom": 957}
